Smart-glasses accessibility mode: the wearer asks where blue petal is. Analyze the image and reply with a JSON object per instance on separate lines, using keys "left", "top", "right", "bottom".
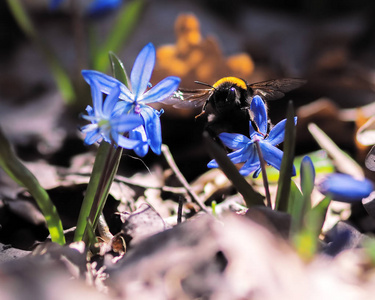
{"left": 116, "top": 135, "right": 142, "bottom": 149}
{"left": 238, "top": 149, "right": 259, "bottom": 176}
{"left": 88, "top": 79, "right": 103, "bottom": 118}
{"left": 111, "top": 114, "right": 144, "bottom": 132}
{"left": 113, "top": 101, "right": 134, "bottom": 117}
{"left": 130, "top": 126, "right": 149, "bottom": 157}
{"left": 140, "top": 106, "right": 162, "bottom": 155}
{"left": 207, "top": 159, "right": 218, "bottom": 168}
{"left": 318, "top": 173, "right": 374, "bottom": 203}
{"left": 227, "top": 145, "right": 253, "bottom": 164}
{"left": 141, "top": 76, "right": 181, "bottom": 104}
{"left": 85, "top": 105, "right": 94, "bottom": 117}
{"left": 249, "top": 121, "right": 256, "bottom": 137}
{"left": 82, "top": 70, "right": 133, "bottom": 102}
{"left": 84, "top": 130, "right": 101, "bottom": 145}
{"left": 250, "top": 95, "right": 268, "bottom": 135}
{"left": 81, "top": 123, "right": 98, "bottom": 133}
{"left": 259, "top": 142, "right": 285, "bottom": 173}
{"left": 130, "top": 43, "right": 155, "bottom": 101}
{"left": 239, "top": 158, "right": 260, "bottom": 176}
{"left": 86, "top": 0, "right": 122, "bottom": 16}
{"left": 253, "top": 167, "right": 262, "bottom": 178}
{"left": 218, "top": 133, "right": 251, "bottom": 150}
{"left": 267, "top": 117, "right": 297, "bottom": 146}
{"left": 102, "top": 85, "right": 121, "bottom": 117}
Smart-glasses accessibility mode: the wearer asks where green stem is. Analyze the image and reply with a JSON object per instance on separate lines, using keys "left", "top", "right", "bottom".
{"left": 75, "top": 142, "right": 110, "bottom": 241}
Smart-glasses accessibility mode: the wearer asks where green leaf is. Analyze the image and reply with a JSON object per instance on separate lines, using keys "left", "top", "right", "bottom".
{"left": 203, "top": 132, "right": 265, "bottom": 207}
{"left": 288, "top": 180, "right": 304, "bottom": 233}
{"left": 275, "top": 101, "right": 296, "bottom": 211}
{"left": 93, "top": 0, "right": 145, "bottom": 72}
{"left": 293, "top": 196, "right": 331, "bottom": 260}
{"left": 307, "top": 196, "right": 331, "bottom": 236}
{"left": 6, "top": 0, "right": 75, "bottom": 103}
{"left": 0, "top": 126, "right": 65, "bottom": 245}
{"left": 109, "top": 52, "right": 130, "bottom": 87}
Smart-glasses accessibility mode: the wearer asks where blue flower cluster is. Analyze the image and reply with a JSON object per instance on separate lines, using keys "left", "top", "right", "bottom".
{"left": 50, "top": 0, "right": 122, "bottom": 16}
{"left": 208, "top": 95, "right": 297, "bottom": 178}
{"left": 81, "top": 43, "right": 180, "bottom": 157}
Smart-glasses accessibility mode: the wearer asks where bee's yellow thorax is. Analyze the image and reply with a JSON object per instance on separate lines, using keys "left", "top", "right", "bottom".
{"left": 213, "top": 77, "right": 247, "bottom": 90}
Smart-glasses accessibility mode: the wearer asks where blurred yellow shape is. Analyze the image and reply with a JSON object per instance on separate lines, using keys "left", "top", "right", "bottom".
{"left": 154, "top": 14, "right": 254, "bottom": 89}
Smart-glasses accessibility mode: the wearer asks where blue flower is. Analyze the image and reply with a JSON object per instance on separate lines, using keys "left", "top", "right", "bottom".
{"left": 81, "top": 77, "right": 144, "bottom": 149}
{"left": 82, "top": 43, "right": 180, "bottom": 156}
{"left": 318, "top": 173, "right": 374, "bottom": 203}
{"left": 50, "top": 0, "right": 65, "bottom": 10}
{"left": 86, "top": 0, "right": 122, "bottom": 16}
{"left": 50, "top": 0, "right": 122, "bottom": 16}
{"left": 207, "top": 95, "right": 297, "bottom": 177}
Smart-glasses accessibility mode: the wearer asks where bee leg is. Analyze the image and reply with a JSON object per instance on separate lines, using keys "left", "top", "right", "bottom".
{"left": 194, "top": 100, "right": 209, "bottom": 119}
{"left": 195, "top": 110, "right": 206, "bottom": 119}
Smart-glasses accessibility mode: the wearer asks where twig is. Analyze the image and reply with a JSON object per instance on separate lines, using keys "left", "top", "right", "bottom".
{"left": 161, "top": 144, "right": 207, "bottom": 212}
{"left": 177, "top": 196, "right": 184, "bottom": 224}
{"left": 69, "top": 171, "right": 189, "bottom": 194}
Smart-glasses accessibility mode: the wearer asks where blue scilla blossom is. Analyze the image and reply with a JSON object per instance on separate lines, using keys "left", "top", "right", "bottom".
{"left": 318, "top": 173, "right": 374, "bottom": 203}
{"left": 50, "top": 0, "right": 65, "bottom": 10}
{"left": 81, "top": 77, "right": 143, "bottom": 148}
{"left": 50, "top": 0, "right": 122, "bottom": 16}
{"left": 82, "top": 43, "right": 180, "bottom": 156}
{"left": 207, "top": 95, "right": 297, "bottom": 177}
{"left": 86, "top": 0, "right": 122, "bottom": 16}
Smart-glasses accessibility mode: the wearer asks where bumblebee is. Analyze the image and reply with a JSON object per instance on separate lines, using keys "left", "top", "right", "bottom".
{"left": 163, "top": 77, "right": 306, "bottom": 136}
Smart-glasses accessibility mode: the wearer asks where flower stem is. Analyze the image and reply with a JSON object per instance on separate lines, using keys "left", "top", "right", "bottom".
{"left": 254, "top": 140, "right": 272, "bottom": 208}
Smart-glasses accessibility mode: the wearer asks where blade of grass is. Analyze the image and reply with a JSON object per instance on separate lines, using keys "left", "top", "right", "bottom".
{"left": 0, "top": 126, "right": 65, "bottom": 245}
{"left": 6, "top": 0, "right": 75, "bottom": 103}
{"left": 93, "top": 0, "right": 145, "bottom": 72}
{"left": 275, "top": 101, "right": 296, "bottom": 211}
{"left": 203, "top": 132, "right": 264, "bottom": 207}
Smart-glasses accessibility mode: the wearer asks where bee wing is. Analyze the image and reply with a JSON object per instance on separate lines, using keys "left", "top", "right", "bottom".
{"left": 249, "top": 78, "right": 306, "bottom": 101}
{"left": 161, "top": 88, "right": 212, "bottom": 108}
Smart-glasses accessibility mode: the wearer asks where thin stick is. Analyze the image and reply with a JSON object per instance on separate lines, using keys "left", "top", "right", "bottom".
{"left": 254, "top": 140, "right": 272, "bottom": 208}
{"left": 177, "top": 196, "right": 184, "bottom": 224}
{"left": 161, "top": 144, "right": 207, "bottom": 212}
